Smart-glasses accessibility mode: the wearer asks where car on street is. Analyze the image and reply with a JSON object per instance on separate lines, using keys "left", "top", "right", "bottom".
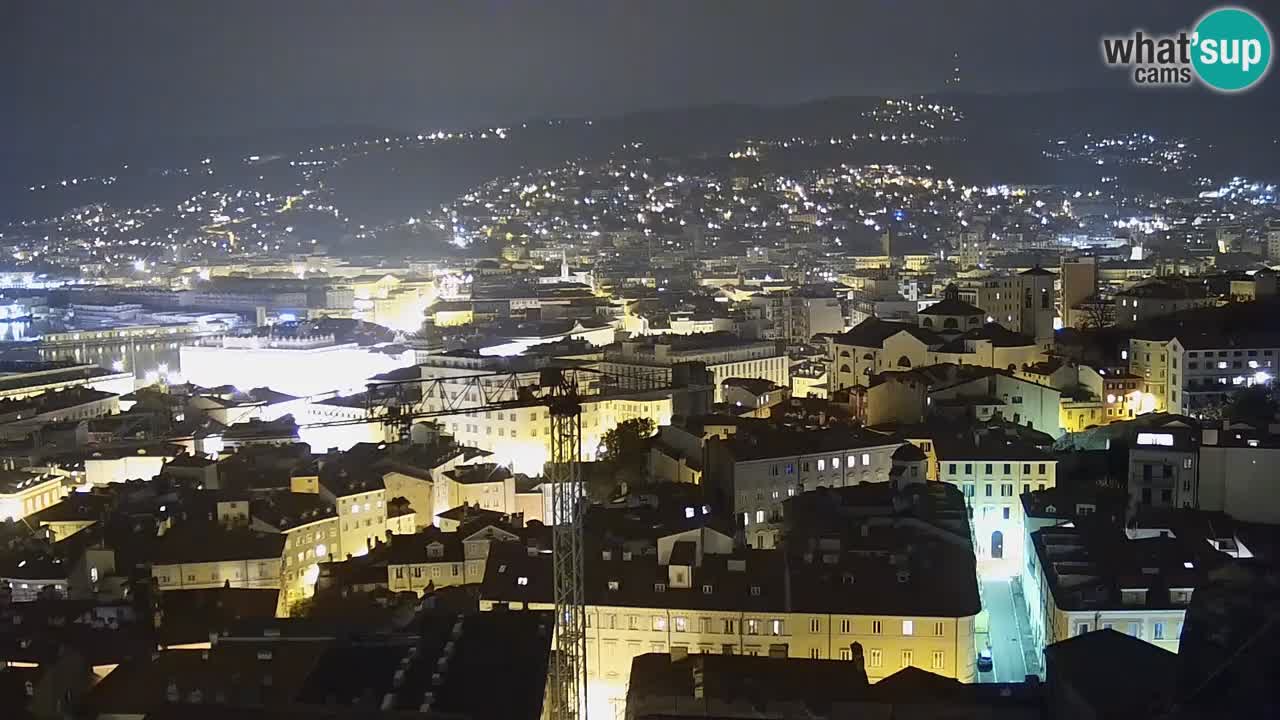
{"left": 977, "top": 648, "right": 994, "bottom": 672}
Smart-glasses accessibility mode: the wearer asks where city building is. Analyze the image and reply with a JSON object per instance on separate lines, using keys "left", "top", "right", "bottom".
{"left": 1059, "top": 257, "right": 1098, "bottom": 329}
{"left": 1129, "top": 320, "right": 1279, "bottom": 415}
{"left": 179, "top": 334, "right": 415, "bottom": 398}
{"left": 0, "top": 469, "right": 67, "bottom": 522}
{"left": 1197, "top": 425, "right": 1280, "bottom": 524}
{"left": 962, "top": 266, "right": 1056, "bottom": 347}
{"left": 827, "top": 317, "right": 1046, "bottom": 394}
{"left": 483, "top": 481, "right": 982, "bottom": 719}
{"left": 602, "top": 333, "right": 787, "bottom": 403}
{"left": 1115, "top": 279, "right": 1216, "bottom": 327}
{"left": 704, "top": 425, "right": 901, "bottom": 548}
{"left": 0, "top": 361, "right": 134, "bottom": 402}
{"left": 626, "top": 651, "right": 1043, "bottom": 720}
{"left": 935, "top": 428, "right": 1057, "bottom": 574}
{"left": 1026, "top": 519, "right": 1202, "bottom": 657}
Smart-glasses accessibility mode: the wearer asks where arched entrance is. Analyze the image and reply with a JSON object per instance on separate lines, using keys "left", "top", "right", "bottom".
{"left": 990, "top": 530, "right": 1004, "bottom": 559}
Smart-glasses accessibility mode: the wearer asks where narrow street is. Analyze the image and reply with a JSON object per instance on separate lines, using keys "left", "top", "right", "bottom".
{"left": 980, "top": 578, "right": 1038, "bottom": 683}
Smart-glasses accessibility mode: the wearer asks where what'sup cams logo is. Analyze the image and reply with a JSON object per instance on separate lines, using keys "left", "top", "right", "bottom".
{"left": 1102, "top": 6, "right": 1272, "bottom": 92}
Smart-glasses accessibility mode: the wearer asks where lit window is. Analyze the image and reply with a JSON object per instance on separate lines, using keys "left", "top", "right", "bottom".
{"left": 902, "top": 620, "right": 913, "bottom": 635}
{"left": 861, "top": 453, "right": 871, "bottom": 465}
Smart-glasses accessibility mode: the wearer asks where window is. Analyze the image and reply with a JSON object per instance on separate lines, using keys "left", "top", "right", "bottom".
{"left": 746, "top": 619, "right": 760, "bottom": 635}
{"left": 674, "top": 616, "right": 688, "bottom": 632}
{"left": 810, "top": 618, "right": 820, "bottom": 633}
{"left": 839, "top": 648, "right": 851, "bottom": 661}
{"left": 810, "top": 648, "right": 821, "bottom": 659}
{"left": 948, "top": 463, "right": 957, "bottom": 475}
{"left": 985, "top": 484, "right": 993, "bottom": 497}
{"left": 901, "top": 650, "right": 913, "bottom": 668}
{"left": 869, "top": 649, "right": 883, "bottom": 667}
{"left": 934, "top": 622, "right": 944, "bottom": 636}
{"left": 1127, "top": 622, "right": 1141, "bottom": 638}
{"left": 1154, "top": 622, "right": 1165, "bottom": 640}
{"left": 861, "top": 453, "right": 871, "bottom": 465}
{"left": 1003, "top": 463, "right": 1012, "bottom": 474}
{"left": 840, "top": 619, "right": 851, "bottom": 633}
{"left": 653, "top": 616, "right": 667, "bottom": 631}
{"left": 985, "top": 464, "right": 993, "bottom": 474}
{"left": 817, "top": 459, "right": 825, "bottom": 472}
{"left": 755, "top": 510, "right": 764, "bottom": 524}
{"left": 723, "top": 619, "right": 736, "bottom": 634}
{"left": 964, "top": 464, "right": 972, "bottom": 474}
{"left": 901, "top": 620, "right": 913, "bottom": 636}
{"left": 872, "top": 620, "right": 882, "bottom": 634}
{"left": 770, "top": 619, "right": 784, "bottom": 635}
{"left": 1003, "top": 507, "right": 1011, "bottom": 520}
{"left": 932, "top": 651, "right": 945, "bottom": 669}
{"left": 1075, "top": 622, "right": 1091, "bottom": 636}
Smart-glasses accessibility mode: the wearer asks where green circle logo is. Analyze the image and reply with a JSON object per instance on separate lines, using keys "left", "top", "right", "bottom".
{"left": 1192, "top": 7, "right": 1272, "bottom": 92}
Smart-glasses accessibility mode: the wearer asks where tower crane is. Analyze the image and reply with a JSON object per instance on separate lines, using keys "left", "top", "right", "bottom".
{"left": 356, "top": 362, "right": 712, "bottom": 720}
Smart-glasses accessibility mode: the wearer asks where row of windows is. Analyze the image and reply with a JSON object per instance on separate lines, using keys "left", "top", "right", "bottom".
{"left": 948, "top": 462, "right": 1048, "bottom": 476}
{"left": 1187, "top": 349, "right": 1274, "bottom": 358}
{"left": 961, "top": 482, "right": 1047, "bottom": 498}
{"left": 767, "top": 453, "right": 875, "bottom": 476}
{"left": 591, "top": 615, "right": 943, "bottom": 638}
{"left": 1075, "top": 620, "right": 1181, "bottom": 641}
{"left": 392, "top": 564, "right": 461, "bottom": 579}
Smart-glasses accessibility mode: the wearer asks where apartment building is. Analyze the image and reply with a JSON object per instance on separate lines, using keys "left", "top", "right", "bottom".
{"left": 1130, "top": 323, "right": 1280, "bottom": 416}
{"left": 1115, "top": 279, "right": 1215, "bottom": 327}
{"left": 1197, "top": 426, "right": 1280, "bottom": 524}
{"left": 602, "top": 333, "right": 787, "bottom": 402}
{"left": 482, "top": 508, "right": 980, "bottom": 719}
{"left": 1127, "top": 422, "right": 1200, "bottom": 515}
{"left": 1026, "top": 521, "right": 1202, "bottom": 656}
{"left": 0, "top": 470, "right": 67, "bottom": 522}
{"left": 386, "top": 522, "right": 526, "bottom": 594}
{"left": 150, "top": 527, "right": 285, "bottom": 593}
{"left": 1127, "top": 335, "right": 1185, "bottom": 415}
{"left": 961, "top": 266, "right": 1057, "bottom": 347}
{"left": 935, "top": 430, "right": 1057, "bottom": 574}
{"left": 704, "top": 425, "right": 901, "bottom": 548}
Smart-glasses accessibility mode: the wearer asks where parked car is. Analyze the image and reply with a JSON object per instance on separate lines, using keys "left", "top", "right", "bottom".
{"left": 977, "top": 648, "right": 994, "bottom": 672}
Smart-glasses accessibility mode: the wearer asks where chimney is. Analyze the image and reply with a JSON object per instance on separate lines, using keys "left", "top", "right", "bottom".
{"left": 849, "top": 642, "right": 869, "bottom": 687}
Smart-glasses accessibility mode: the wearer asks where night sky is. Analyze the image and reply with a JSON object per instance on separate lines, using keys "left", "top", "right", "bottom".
{"left": 1, "top": 0, "right": 1273, "bottom": 149}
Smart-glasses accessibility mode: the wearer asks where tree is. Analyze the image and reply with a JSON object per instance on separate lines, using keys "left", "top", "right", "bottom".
{"left": 1224, "top": 386, "right": 1279, "bottom": 426}
{"left": 598, "top": 418, "right": 656, "bottom": 464}
{"left": 586, "top": 418, "right": 657, "bottom": 502}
